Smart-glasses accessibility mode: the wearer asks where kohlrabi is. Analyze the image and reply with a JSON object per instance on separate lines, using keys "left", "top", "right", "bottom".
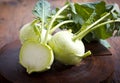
{"left": 47, "top": 2, "right": 120, "bottom": 65}
{"left": 19, "top": 0, "right": 120, "bottom": 73}
{"left": 48, "top": 31, "right": 91, "bottom": 65}
{"left": 19, "top": 19, "right": 40, "bottom": 44}
{"left": 19, "top": 0, "right": 54, "bottom": 74}
{"left": 19, "top": 40, "right": 54, "bottom": 74}
{"left": 43, "top": 2, "right": 92, "bottom": 65}
{"left": 19, "top": 20, "right": 52, "bottom": 44}
{"left": 59, "top": 1, "right": 120, "bottom": 48}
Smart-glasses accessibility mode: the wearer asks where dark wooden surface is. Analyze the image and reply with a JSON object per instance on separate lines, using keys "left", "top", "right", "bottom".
{"left": 0, "top": 40, "right": 114, "bottom": 83}
{"left": 0, "top": 40, "right": 113, "bottom": 83}
{"left": 0, "top": 0, "right": 120, "bottom": 83}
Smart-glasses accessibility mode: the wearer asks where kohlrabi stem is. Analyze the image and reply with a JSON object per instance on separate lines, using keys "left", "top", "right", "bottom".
{"left": 35, "top": 23, "right": 41, "bottom": 42}
{"left": 43, "top": 4, "right": 69, "bottom": 44}
{"left": 50, "top": 15, "right": 66, "bottom": 19}
{"left": 73, "top": 19, "right": 120, "bottom": 41}
{"left": 73, "top": 13, "right": 111, "bottom": 41}
{"left": 41, "top": 0, "right": 45, "bottom": 43}
{"left": 90, "top": 19, "right": 120, "bottom": 32}
{"left": 32, "top": 19, "right": 41, "bottom": 42}
{"left": 49, "top": 20, "right": 74, "bottom": 34}
{"left": 79, "top": 50, "right": 91, "bottom": 58}
{"left": 86, "top": 13, "right": 110, "bottom": 30}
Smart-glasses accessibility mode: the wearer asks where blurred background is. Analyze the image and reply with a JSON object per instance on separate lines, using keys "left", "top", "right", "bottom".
{"left": 0, "top": 0, "right": 120, "bottom": 83}
{"left": 0, "top": 0, "right": 119, "bottom": 48}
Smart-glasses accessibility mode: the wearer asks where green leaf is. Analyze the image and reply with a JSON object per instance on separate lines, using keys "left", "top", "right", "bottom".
{"left": 53, "top": 1, "right": 120, "bottom": 43}
{"left": 32, "top": 0, "right": 52, "bottom": 43}
{"left": 70, "top": 3, "right": 77, "bottom": 14}
{"left": 95, "top": 4, "right": 120, "bottom": 38}
{"left": 99, "top": 39, "right": 111, "bottom": 48}
{"left": 93, "top": 1, "right": 106, "bottom": 17}
{"left": 84, "top": 32, "right": 96, "bottom": 42}
{"left": 93, "top": 25, "right": 112, "bottom": 39}
{"left": 72, "top": 2, "right": 94, "bottom": 25}
{"left": 68, "top": 1, "right": 106, "bottom": 35}
{"left": 114, "top": 21, "right": 120, "bottom": 36}
{"left": 77, "top": 11, "right": 96, "bottom": 33}
{"left": 111, "top": 3, "right": 120, "bottom": 19}
{"left": 75, "top": 1, "right": 120, "bottom": 42}
{"left": 32, "top": 0, "right": 51, "bottom": 22}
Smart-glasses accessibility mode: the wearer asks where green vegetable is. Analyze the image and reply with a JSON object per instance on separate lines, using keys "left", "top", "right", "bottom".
{"left": 58, "top": 1, "right": 120, "bottom": 48}
{"left": 19, "top": 20, "right": 40, "bottom": 44}
{"left": 48, "top": 1, "right": 120, "bottom": 65}
{"left": 48, "top": 31, "right": 91, "bottom": 65}
{"left": 32, "top": 0, "right": 51, "bottom": 43}
{"left": 19, "top": 0, "right": 54, "bottom": 74}
{"left": 19, "top": 40, "right": 54, "bottom": 74}
{"left": 99, "top": 39, "right": 111, "bottom": 48}
{"left": 19, "top": 0, "right": 120, "bottom": 72}
{"left": 19, "top": 20, "right": 52, "bottom": 44}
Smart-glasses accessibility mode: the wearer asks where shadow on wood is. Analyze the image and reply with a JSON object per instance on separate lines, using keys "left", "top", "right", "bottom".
{"left": 0, "top": 40, "right": 114, "bottom": 83}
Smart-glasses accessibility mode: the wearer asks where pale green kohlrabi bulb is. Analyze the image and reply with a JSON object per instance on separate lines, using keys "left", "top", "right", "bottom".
{"left": 19, "top": 20, "right": 40, "bottom": 44}
{"left": 19, "top": 20, "right": 51, "bottom": 44}
{"left": 48, "top": 31, "right": 87, "bottom": 65}
{"left": 19, "top": 40, "right": 54, "bottom": 74}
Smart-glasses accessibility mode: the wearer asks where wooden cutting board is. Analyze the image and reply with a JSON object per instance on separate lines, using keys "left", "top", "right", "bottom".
{"left": 0, "top": 40, "right": 114, "bottom": 83}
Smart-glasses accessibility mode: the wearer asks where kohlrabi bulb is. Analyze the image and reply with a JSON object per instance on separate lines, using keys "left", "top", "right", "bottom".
{"left": 19, "top": 20, "right": 40, "bottom": 44}
{"left": 48, "top": 31, "right": 86, "bottom": 65}
{"left": 19, "top": 40, "right": 54, "bottom": 74}
{"left": 19, "top": 20, "right": 52, "bottom": 44}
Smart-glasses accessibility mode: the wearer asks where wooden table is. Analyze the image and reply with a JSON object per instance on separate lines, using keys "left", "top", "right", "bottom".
{"left": 0, "top": 0, "right": 120, "bottom": 83}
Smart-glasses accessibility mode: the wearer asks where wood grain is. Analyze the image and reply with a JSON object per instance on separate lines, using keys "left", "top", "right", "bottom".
{"left": 0, "top": 0, "right": 120, "bottom": 83}
{"left": 108, "top": 37, "right": 120, "bottom": 83}
{"left": 0, "top": 40, "right": 113, "bottom": 83}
